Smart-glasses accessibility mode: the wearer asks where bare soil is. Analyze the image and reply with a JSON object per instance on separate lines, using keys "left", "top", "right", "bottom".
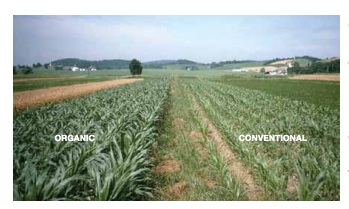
{"left": 269, "top": 59, "right": 293, "bottom": 65}
{"left": 170, "top": 79, "right": 176, "bottom": 94}
{"left": 189, "top": 131, "right": 203, "bottom": 139}
{"left": 154, "top": 159, "right": 181, "bottom": 174}
{"left": 287, "top": 173, "right": 298, "bottom": 194}
{"left": 173, "top": 118, "right": 184, "bottom": 127}
{"left": 13, "top": 79, "right": 142, "bottom": 110}
{"left": 168, "top": 181, "right": 188, "bottom": 197}
{"left": 204, "top": 179, "right": 217, "bottom": 188}
{"left": 189, "top": 131, "right": 208, "bottom": 158}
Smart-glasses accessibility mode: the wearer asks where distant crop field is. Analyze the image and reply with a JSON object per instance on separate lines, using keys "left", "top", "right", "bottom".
{"left": 213, "top": 75, "right": 339, "bottom": 109}
{"left": 212, "top": 61, "right": 266, "bottom": 70}
{"left": 14, "top": 68, "right": 130, "bottom": 77}
{"left": 290, "top": 74, "right": 340, "bottom": 81}
{"left": 240, "top": 66, "right": 277, "bottom": 72}
{"left": 14, "top": 78, "right": 142, "bottom": 110}
{"left": 267, "top": 58, "right": 312, "bottom": 67}
{"left": 13, "top": 68, "right": 231, "bottom": 92}
{"left": 13, "top": 76, "right": 119, "bottom": 92}
{"left": 269, "top": 59, "right": 293, "bottom": 65}
{"left": 13, "top": 69, "right": 135, "bottom": 92}
{"left": 294, "top": 58, "right": 312, "bottom": 67}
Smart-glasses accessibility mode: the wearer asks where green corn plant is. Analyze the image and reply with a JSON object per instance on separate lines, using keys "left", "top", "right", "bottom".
{"left": 14, "top": 77, "right": 171, "bottom": 200}
{"left": 182, "top": 79, "right": 339, "bottom": 200}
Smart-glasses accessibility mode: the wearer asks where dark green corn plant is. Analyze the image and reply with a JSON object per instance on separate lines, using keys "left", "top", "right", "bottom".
{"left": 13, "top": 77, "right": 170, "bottom": 200}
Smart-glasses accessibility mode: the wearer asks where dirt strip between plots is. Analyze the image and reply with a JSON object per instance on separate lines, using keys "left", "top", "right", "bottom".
{"left": 14, "top": 78, "right": 142, "bottom": 110}
{"left": 190, "top": 94, "right": 264, "bottom": 201}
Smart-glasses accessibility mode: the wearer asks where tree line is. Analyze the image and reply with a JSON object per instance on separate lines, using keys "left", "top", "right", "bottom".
{"left": 288, "top": 59, "right": 340, "bottom": 74}
{"left": 210, "top": 60, "right": 256, "bottom": 68}
{"left": 263, "top": 56, "right": 321, "bottom": 66}
{"left": 13, "top": 65, "right": 33, "bottom": 74}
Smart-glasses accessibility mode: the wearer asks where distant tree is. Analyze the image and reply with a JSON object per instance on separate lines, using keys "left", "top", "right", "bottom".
{"left": 293, "top": 62, "right": 300, "bottom": 72}
{"left": 210, "top": 62, "right": 223, "bottom": 68}
{"left": 44, "top": 63, "right": 49, "bottom": 69}
{"left": 54, "top": 65, "right": 63, "bottom": 70}
{"left": 288, "top": 62, "right": 301, "bottom": 74}
{"left": 129, "top": 59, "right": 143, "bottom": 75}
{"left": 32, "top": 63, "right": 41, "bottom": 68}
{"left": 22, "top": 66, "right": 33, "bottom": 74}
{"left": 13, "top": 66, "right": 17, "bottom": 74}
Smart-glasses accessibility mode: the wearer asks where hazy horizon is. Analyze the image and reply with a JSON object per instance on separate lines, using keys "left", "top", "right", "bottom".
{"left": 13, "top": 15, "right": 340, "bottom": 65}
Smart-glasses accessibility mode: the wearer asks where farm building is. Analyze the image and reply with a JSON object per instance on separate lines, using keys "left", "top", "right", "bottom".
{"left": 265, "top": 67, "right": 287, "bottom": 75}
{"left": 232, "top": 69, "right": 249, "bottom": 72}
{"left": 286, "top": 62, "right": 294, "bottom": 68}
{"left": 71, "top": 66, "right": 79, "bottom": 71}
{"left": 62, "top": 66, "right": 76, "bottom": 71}
{"left": 185, "top": 66, "right": 198, "bottom": 71}
{"left": 68, "top": 66, "right": 97, "bottom": 71}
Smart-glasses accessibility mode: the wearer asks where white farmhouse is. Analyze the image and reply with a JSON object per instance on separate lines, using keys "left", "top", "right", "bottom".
{"left": 286, "top": 62, "right": 293, "bottom": 68}
{"left": 232, "top": 69, "right": 249, "bottom": 72}
{"left": 266, "top": 67, "right": 287, "bottom": 75}
{"left": 71, "top": 66, "right": 79, "bottom": 72}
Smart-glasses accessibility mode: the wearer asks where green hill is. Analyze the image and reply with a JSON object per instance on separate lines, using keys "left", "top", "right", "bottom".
{"left": 49, "top": 56, "right": 333, "bottom": 71}
{"left": 51, "top": 58, "right": 130, "bottom": 69}
{"left": 51, "top": 58, "right": 203, "bottom": 70}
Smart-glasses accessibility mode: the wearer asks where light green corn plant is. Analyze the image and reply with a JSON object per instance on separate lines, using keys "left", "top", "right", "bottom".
{"left": 182, "top": 79, "right": 339, "bottom": 200}
{"left": 205, "top": 137, "right": 245, "bottom": 200}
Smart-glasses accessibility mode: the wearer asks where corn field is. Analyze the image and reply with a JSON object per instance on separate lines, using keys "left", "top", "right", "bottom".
{"left": 184, "top": 79, "right": 339, "bottom": 200}
{"left": 13, "top": 76, "right": 339, "bottom": 201}
{"left": 13, "top": 77, "right": 170, "bottom": 200}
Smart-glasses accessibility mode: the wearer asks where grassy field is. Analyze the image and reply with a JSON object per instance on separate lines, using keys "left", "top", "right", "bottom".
{"left": 13, "top": 68, "right": 130, "bottom": 78}
{"left": 212, "top": 74, "right": 340, "bottom": 109}
{"left": 13, "top": 69, "right": 340, "bottom": 201}
{"left": 268, "top": 58, "right": 312, "bottom": 67}
{"left": 153, "top": 76, "right": 247, "bottom": 200}
{"left": 13, "top": 68, "right": 232, "bottom": 92}
{"left": 14, "top": 76, "right": 119, "bottom": 92}
{"left": 13, "top": 68, "right": 133, "bottom": 92}
{"left": 210, "top": 61, "right": 266, "bottom": 70}
{"left": 294, "top": 58, "right": 312, "bottom": 67}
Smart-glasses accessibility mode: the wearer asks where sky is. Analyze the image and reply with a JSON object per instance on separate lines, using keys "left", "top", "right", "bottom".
{"left": 13, "top": 15, "right": 340, "bottom": 65}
